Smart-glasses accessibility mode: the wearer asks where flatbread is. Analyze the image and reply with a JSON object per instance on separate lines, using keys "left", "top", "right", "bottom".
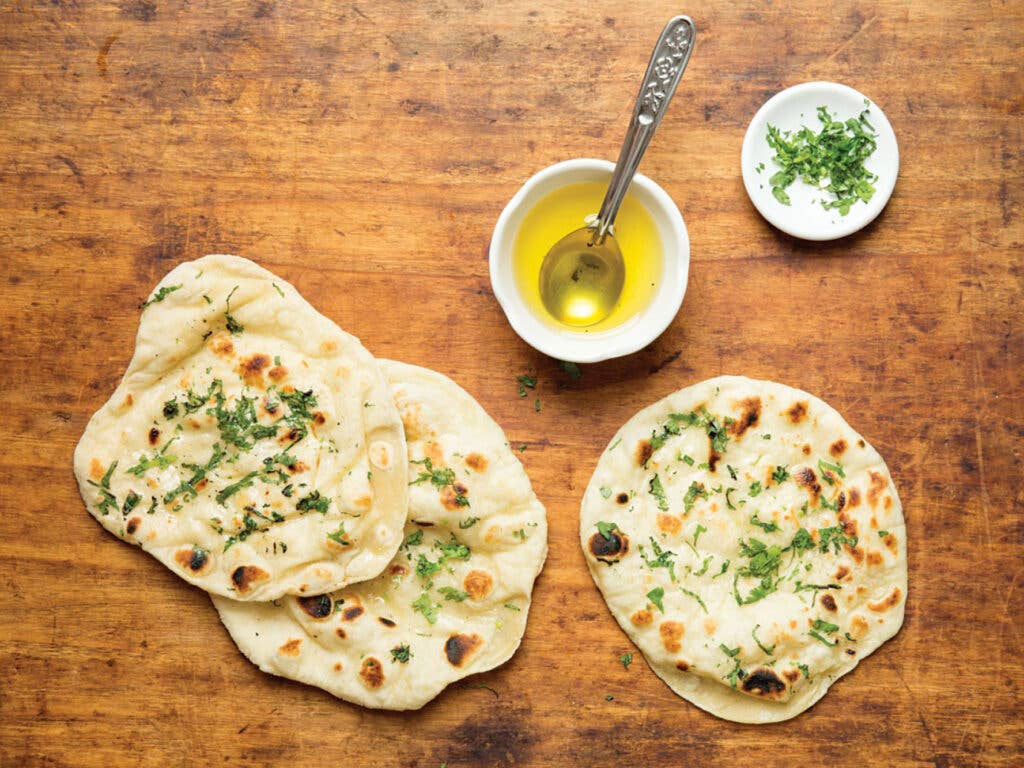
{"left": 212, "top": 360, "right": 548, "bottom": 710}
{"left": 580, "top": 375, "right": 906, "bottom": 723}
{"left": 73, "top": 255, "right": 408, "bottom": 600}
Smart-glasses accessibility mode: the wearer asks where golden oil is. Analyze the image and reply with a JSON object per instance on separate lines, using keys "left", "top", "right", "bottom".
{"left": 513, "top": 181, "right": 662, "bottom": 332}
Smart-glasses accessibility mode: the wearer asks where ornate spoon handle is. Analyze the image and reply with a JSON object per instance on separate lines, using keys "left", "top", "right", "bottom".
{"left": 593, "top": 16, "right": 696, "bottom": 240}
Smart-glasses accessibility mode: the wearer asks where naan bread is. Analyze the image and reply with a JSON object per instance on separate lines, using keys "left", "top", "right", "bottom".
{"left": 73, "top": 255, "right": 408, "bottom": 600}
{"left": 213, "top": 361, "right": 548, "bottom": 710}
{"left": 580, "top": 376, "right": 906, "bottom": 723}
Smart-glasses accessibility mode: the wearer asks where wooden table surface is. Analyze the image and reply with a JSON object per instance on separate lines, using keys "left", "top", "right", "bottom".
{"left": 2, "top": 1, "right": 1021, "bottom": 766}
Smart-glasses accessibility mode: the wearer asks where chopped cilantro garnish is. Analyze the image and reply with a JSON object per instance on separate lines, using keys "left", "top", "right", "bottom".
{"left": 619, "top": 653, "right": 633, "bottom": 669}
{"left": 596, "top": 521, "right": 621, "bottom": 541}
{"left": 766, "top": 105, "right": 878, "bottom": 216}
{"left": 140, "top": 284, "right": 182, "bottom": 308}
{"left": 694, "top": 556, "right": 711, "bottom": 576}
{"left": 809, "top": 630, "right": 837, "bottom": 647}
{"left": 403, "top": 530, "right": 424, "bottom": 548}
{"left": 224, "top": 285, "right": 244, "bottom": 334}
{"left": 416, "top": 554, "right": 441, "bottom": 581}
{"left": 748, "top": 480, "right": 762, "bottom": 498}
{"left": 558, "top": 360, "right": 582, "bottom": 380}
{"left": 641, "top": 538, "right": 677, "bottom": 582}
{"left": 504, "top": 602, "right": 520, "bottom": 611}
{"left": 412, "top": 593, "right": 440, "bottom": 624}
{"left": 681, "top": 454, "right": 695, "bottom": 466}
{"left": 646, "top": 586, "right": 665, "bottom": 613}
{"left": 749, "top": 513, "right": 779, "bottom": 533}
{"left": 516, "top": 374, "right": 537, "bottom": 396}
{"left": 326, "top": 522, "right": 350, "bottom": 546}
{"left": 771, "top": 465, "right": 790, "bottom": 483}
{"left": 435, "top": 533, "right": 471, "bottom": 561}
{"left": 438, "top": 586, "right": 468, "bottom": 602}
{"left": 458, "top": 516, "right": 479, "bottom": 529}
{"left": 752, "top": 624, "right": 775, "bottom": 655}
{"left": 692, "top": 524, "right": 707, "bottom": 548}
{"left": 679, "top": 587, "right": 707, "bottom": 614}
{"left": 683, "top": 481, "right": 707, "bottom": 513}
{"left": 390, "top": 644, "right": 412, "bottom": 663}
{"left": 599, "top": 486, "right": 612, "bottom": 499}
{"left": 817, "top": 525, "right": 857, "bottom": 553}
{"left": 817, "top": 458, "right": 846, "bottom": 484}
{"left": 797, "top": 663, "right": 810, "bottom": 679}
{"left": 649, "top": 474, "right": 669, "bottom": 511}
{"left": 296, "top": 490, "right": 330, "bottom": 514}
{"left": 878, "top": 529, "right": 890, "bottom": 537}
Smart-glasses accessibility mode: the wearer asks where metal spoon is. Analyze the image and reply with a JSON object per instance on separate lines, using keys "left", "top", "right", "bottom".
{"left": 538, "top": 16, "right": 695, "bottom": 327}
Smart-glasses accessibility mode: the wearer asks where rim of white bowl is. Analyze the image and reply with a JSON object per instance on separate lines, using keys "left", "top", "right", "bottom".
{"left": 740, "top": 81, "right": 899, "bottom": 241}
{"left": 489, "top": 158, "right": 689, "bottom": 364}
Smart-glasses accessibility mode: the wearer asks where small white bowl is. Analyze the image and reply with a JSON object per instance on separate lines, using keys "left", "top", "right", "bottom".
{"left": 489, "top": 159, "right": 690, "bottom": 364}
{"left": 741, "top": 81, "right": 899, "bottom": 241}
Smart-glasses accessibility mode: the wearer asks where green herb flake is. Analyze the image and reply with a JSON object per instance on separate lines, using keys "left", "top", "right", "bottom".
{"left": 438, "top": 586, "right": 468, "bottom": 602}
{"left": 683, "top": 481, "right": 708, "bottom": 514}
{"left": 516, "top": 374, "right": 537, "bottom": 396}
{"left": 771, "top": 465, "right": 790, "bottom": 483}
{"left": 649, "top": 474, "right": 670, "bottom": 511}
{"left": 558, "top": 360, "right": 582, "bottom": 380}
{"left": 692, "top": 524, "right": 707, "bottom": 548}
{"left": 140, "top": 284, "right": 182, "bottom": 309}
{"left": 748, "top": 480, "right": 763, "bottom": 498}
{"left": 749, "top": 513, "right": 779, "bottom": 533}
{"left": 326, "top": 523, "right": 350, "bottom": 546}
{"left": 390, "top": 644, "right": 412, "bottom": 663}
{"left": 619, "top": 653, "right": 633, "bottom": 670}
{"left": 679, "top": 587, "right": 707, "bottom": 614}
{"left": 458, "top": 516, "right": 479, "bottom": 529}
{"left": 504, "top": 602, "right": 521, "bottom": 611}
{"left": 599, "top": 486, "right": 612, "bottom": 499}
{"left": 681, "top": 454, "right": 695, "bottom": 466}
{"left": 412, "top": 593, "right": 440, "bottom": 624}
{"left": 596, "top": 521, "right": 621, "bottom": 541}
{"left": 752, "top": 624, "right": 776, "bottom": 655}
{"left": 646, "top": 586, "right": 665, "bottom": 613}
{"left": 797, "top": 663, "right": 810, "bottom": 679}
{"left": 641, "top": 538, "right": 676, "bottom": 582}
{"left": 878, "top": 530, "right": 890, "bottom": 537}
{"left": 296, "top": 490, "right": 331, "bottom": 515}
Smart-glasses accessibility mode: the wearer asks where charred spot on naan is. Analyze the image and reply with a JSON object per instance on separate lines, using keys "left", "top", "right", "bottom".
{"left": 847, "top": 487, "right": 862, "bottom": 508}
{"left": 125, "top": 517, "right": 141, "bottom": 535}
{"left": 657, "top": 514, "right": 682, "bottom": 536}
{"left": 175, "top": 546, "right": 209, "bottom": 573}
{"left": 820, "top": 593, "right": 838, "bottom": 612}
{"left": 237, "top": 353, "right": 271, "bottom": 387}
{"left": 631, "top": 609, "right": 653, "bottom": 626}
{"left": 378, "top": 617, "right": 396, "bottom": 628}
{"left": 742, "top": 667, "right": 787, "bottom": 699}
{"left": 464, "top": 570, "right": 493, "bottom": 600}
{"left": 465, "top": 453, "right": 488, "bottom": 472}
{"left": 588, "top": 530, "right": 628, "bottom": 561}
{"left": 793, "top": 466, "right": 822, "bottom": 498}
{"left": 786, "top": 401, "right": 808, "bottom": 424}
{"left": 867, "top": 471, "right": 887, "bottom": 507}
{"left": 444, "top": 633, "right": 482, "bottom": 667}
{"left": 278, "top": 638, "right": 302, "bottom": 657}
{"left": 675, "top": 660, "right": 690, "bottom": 672}
{"left": 616, "top": 492, "right": 629, "bottom": 505}
{"left": 268, "top": 365, "right": 288, "bottom": 382}
{"left": 882, "top": 532, "right": 898, "bottom": 554}
{"left": 342, "top": 605, "right": 365, "bottom": 622}
{"left": 148, "top": 427, "right": 160, "bottom": 446}
{"left": 441, "top": 483, "right": 470, "bottom": 511}
{"left": 866, "top": 551, "right": 884, "bottom": 566}
{"left": 728, "top": 397, "right": 761, "bottom": 438}
{"left": 834, "top": 564, "right": 852, "bottom": 582}
{"left": 868, "top": 587, "right": 902, "bottom": 612}
{"left": 659, "top": 621, "right": 684, "bottom": 653}
{"left": 297, "top": 594, "right": 333, "bottom": 620}
{"left": 359, "top": 657, "right": 384, "bottom": 689}
{"left": 849, "top": 615, "right": 869, "bottom": 639}
{"left": 389, "top": 564, "right": 409, "bottom": 577}
{"left": 208, "top": 331, "right": 234, "bottom": 357}
{"left": 231, "top": 565, "right": 269, "bottom": 594}
{"left": 830, "top": 439, "right": 847, "bottom": 457}
{"left": 636, "top": 439, "right": 654, "bottom": 467}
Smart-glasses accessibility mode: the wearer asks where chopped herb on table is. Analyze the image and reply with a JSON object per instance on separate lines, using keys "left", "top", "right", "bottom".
{"left": 619, "top": 653, "right": 633, "bottom": 669}
{"left": 765, "top": 103, "right": 879, "bottom": 216}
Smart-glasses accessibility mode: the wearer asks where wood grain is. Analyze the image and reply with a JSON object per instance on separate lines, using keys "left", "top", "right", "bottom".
{"left": 1, "top": 1, "right": 1021, "bottom": 766}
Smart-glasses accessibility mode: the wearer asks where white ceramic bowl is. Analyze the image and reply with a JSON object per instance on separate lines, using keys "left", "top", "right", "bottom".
{"left": 489, "top": 159, "right": 689, "bottom": 364}
{"left": 741, "top": 81, "right": 899, "bottom": 241}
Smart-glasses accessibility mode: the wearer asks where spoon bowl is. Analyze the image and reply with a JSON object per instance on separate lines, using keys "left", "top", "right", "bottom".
{"left": 538, "top": 225, "right": 625, "bottom": 327}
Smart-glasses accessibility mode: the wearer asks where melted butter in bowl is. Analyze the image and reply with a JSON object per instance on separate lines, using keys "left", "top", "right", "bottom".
{"left": 513, "top": 181, "right": 663, "bottom": 333}
{"left": 490, "top": 158, "right": 689, "bottom": 364}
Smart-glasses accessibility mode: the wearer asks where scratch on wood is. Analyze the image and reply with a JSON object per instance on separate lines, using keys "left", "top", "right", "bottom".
{"left": 55, "top": 155, "right": 84, "bottom": 187}
{"left": 823, "top": 15, "right": 878, "bottom": 63}
{"left": 97, "top": 32, "right": 120, "bottom": 77}
{"left": 649, "top": 350, "right": 681, "bottom": 375}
